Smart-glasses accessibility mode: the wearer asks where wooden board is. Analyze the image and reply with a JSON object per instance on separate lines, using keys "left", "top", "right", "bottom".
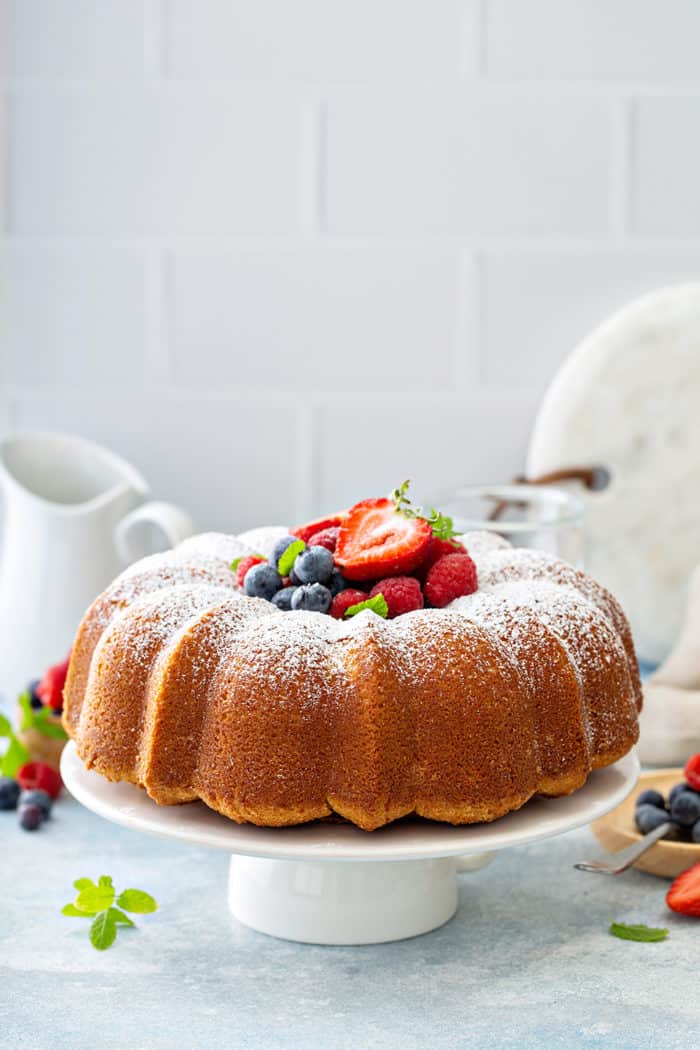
{"left": 591, "top": 768, "right": 700, "bottom": 879}
{"left": 527, "top": 283, "right": 700, "bottom": 664}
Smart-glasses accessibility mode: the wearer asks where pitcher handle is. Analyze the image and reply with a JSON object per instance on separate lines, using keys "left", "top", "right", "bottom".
{"left": 115, "top": 501, "right": 195, "bottom": 566}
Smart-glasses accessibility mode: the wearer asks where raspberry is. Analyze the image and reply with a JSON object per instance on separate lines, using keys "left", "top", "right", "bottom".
{"left": 684, "top": 753, "right": 700, "bottom": 791}
{"left": 307, "top": 527, "right": 340, "bottom": 553}
{"left": 330, "top": 589, "right": 368, "bottom": 620}
{"left": 369, "top": 577, "right": 424, "bottom": 619}
{"left": 424, "top": 553, "right": 478, "bottom": 608}
{"left": 418, "top": 536, "right": 468, "bottom": 579}
{"left": 36, "top": 654, "right": 71, "bottom": 711}
{"left": 235, "top": 555, "right": 265, "bottom": 588}
{"left": 16, "top": 762, "right": 62, "bottom": 800}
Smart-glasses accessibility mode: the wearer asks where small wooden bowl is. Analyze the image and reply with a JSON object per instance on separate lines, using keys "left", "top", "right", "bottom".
{"left": 591, "top": 768, "right": 700, "bottom": 879}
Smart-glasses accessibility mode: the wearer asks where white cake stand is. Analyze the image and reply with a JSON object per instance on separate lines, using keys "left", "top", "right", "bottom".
{"left": 61, "top": 742, "right": 638, "bottom": 945}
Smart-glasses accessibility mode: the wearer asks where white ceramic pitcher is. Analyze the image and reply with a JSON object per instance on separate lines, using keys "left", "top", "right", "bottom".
{"left": 0, "top": 432, "right": 194, "bottom": 703}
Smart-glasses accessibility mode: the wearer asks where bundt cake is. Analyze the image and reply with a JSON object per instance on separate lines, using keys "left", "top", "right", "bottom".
{"left": 63, "top": 489, "right": 641, "bottom": 832}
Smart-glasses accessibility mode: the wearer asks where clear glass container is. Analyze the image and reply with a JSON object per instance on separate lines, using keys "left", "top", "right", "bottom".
{"left": 431, "top": 484, "right": 586, "bottom": 568}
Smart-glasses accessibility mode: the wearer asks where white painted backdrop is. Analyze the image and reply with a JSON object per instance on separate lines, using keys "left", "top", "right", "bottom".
{"left": 2, "top": 1, "right": 700, "bottom": 532}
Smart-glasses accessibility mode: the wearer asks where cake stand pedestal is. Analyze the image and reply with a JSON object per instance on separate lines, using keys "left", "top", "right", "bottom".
{"left": 61, "top": 743, "right": 638, "bottom": 945}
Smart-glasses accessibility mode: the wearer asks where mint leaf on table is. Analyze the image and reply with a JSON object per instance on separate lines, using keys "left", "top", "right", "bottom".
{"left": 116, "top": 889, "right": 158, "bottom": 914}
{"left": 62, "top": 875, "right": 159, "bottom": 950}
{"left": 277, "top": 539, "right": 305, "bottom": 577}
{"left": 108, "top": 907, "right": 135, "bottom": 927}
{"left": 90, "top": 911, "right": 118, "bottom": 951}
{"left": 346, "top": 594, "right": 389, "bottom": 619}
{"left": 609, "top": 922, "right": 669, "bottom": 942}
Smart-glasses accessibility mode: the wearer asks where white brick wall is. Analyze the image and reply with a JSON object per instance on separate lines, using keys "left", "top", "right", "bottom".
{"left": 3, "top": 1, "right": 700, "bottom": 531}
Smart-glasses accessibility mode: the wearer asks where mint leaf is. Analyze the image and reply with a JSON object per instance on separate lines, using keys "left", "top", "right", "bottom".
{"left": 62, "top": 903, "right": 96, "bottom": 918}
{"left": 76, "top": 883, "right": 115, "bottom": 913}
{"left": 390, "top": 480, "right": 458, "bottom": 540}
{"left": 116, "top": 889, "right": 158, "bottom": 914}
{"left": 0, "top": 712, "right": 12, "bottom": 736}
{"left": 108, "top": 907, "right": 135, "bottom": 927}
{"left": 17, "top": 692, "right": 34, "bottom": 731}
{"left": 0, "top": 734, "right": 30, "bottom": 778}
{"left": 609, "top": 922, "right": 669, "bottom": 943}
{"left": 277, "top": 539, "right": 305, "bottom": 577}
{"left": 98, "top": 875, "right": 114, "bottom": 889}
{"left": 73, "top": 877, "right": 94, "bottom": 891}
{"left": 90, "top": 911, "right": 117, "bottom": 951}
{"left": 33, "top": 716, "right": 68, "bottom": 741}
{"left": 346, "top": 594, "right": 389, "bottom": 619}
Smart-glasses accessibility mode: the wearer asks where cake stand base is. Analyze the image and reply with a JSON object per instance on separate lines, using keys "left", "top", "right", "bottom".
{"left": 228, "top": 854, "right": 494, "bottom": 944}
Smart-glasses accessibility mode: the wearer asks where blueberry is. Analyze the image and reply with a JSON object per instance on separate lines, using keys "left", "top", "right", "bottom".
{"left": 670, "top": 790, "right": 700, "bottom": 828}
{"left": 327, "top": 568, "right": 348, "bottom": 597}
{"left": 290, "top": 583, "right": 332, "bottom": 614}
{"left": 19, "top": 789, "right": 52, "bottom": 819}
{"left": 635, "top": 803, "right": 671, "bottom": 835}
{"left": 692, "top": 818, "right": 700, "bottom": 845}
{"left": 293, "top": 546, "right": 334, "bottom": 585}
{"left": 271, "top": 535, "right": 302, "bottom": 569}
{"left": 271, "top": 587, "right": 296, "bottom": 611}
{"left": 28, "top": 679, "right": 43, "bottom": 710}
{"left": 244, "top": 563, "right": 282, "bottom": 601}
{"left": 636, "top": 788, "right": 666, "bottom": 810}
{"left": 0, "top": 777, "right": 20, "bottom": 811}
{"left": 669, "top": 782, "right": 693, "bottom": 804}
{"left": 19, "top": 803, "right": 44, "bottom": 831}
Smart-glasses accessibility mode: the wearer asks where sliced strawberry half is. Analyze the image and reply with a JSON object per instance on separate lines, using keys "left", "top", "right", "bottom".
{"left": 683, "top": 753, "right": 700, "bottom": 791}
{"left": 290, "top": 512, "right": 346, "bottom": 544}
{"left": 335, "top": 498, "right": 432, "bottom": 581}
{"left": 666, "top": 861, "right": 700, "bottom": 917}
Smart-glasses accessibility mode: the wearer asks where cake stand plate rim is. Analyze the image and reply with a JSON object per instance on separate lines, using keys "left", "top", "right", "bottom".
{"left": 60, "top": 742, "right": 639, "bottom": 862}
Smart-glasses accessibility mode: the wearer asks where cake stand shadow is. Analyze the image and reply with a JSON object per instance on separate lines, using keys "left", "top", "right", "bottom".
{"left": 61, "top": 742, "right": 639, "bottom": 945}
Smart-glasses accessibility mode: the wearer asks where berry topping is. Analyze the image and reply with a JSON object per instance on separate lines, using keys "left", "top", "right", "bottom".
{"left": 330, "top": 589, "right": 369, "bottom": 620}
{"left": 0, "top": 776, "right": 20, "bottom": 811}
{"left": 307, "top": 526, "right": 340, "bottom": 553}
{"left": 670, "top": 790, "right": 700, "bottom": 828}
{"left": 693, "top": 819, "right": 700, "bottom": 845}
{"left": 291, "top": 514, "right": 346, "bottom": 544}
{"left": 271, "top": 535, "right": 301, "bottom": 569}
{"left": 234, "top": 555, "right": 265, "bottom": 588}
{"left": 28, "top": 679, "right": 43, "bottom": 710}
{"left": 369, "top": 577, "right": 424, "bottom": 619}
{"left": 19, "top": 788, "right": 52, "bottom": 819}
{"left": 636, "top": 788, "right": 666, "bottom": 809}
{"left": 419, "top": 535, "right": 468, "bottom": 578}
{"left": 17, "top": 761, "right": 62, "bottom": 799}
{"left": 684, "top": 753, "right": 700, "bottom": 791}
{"left": 327, "top": 568, "right": 348, "bottom": 597}
{"left": 293, "top": 546, "right": 334, "bottom": 585}
{"left": 36, "top": 655, "right": 70, "bottom": 711}
{"left": 424, "top": 552, "right": 478, "bottom": 608}
{"left": 335, "top": 498, "right": 432, "bottom": 581}
{"left": 666, "top": 861, "right": 700, "bottom": 917}
{"left": 244, "top": 563, "right": 282, "bottom": 601}
{"left": 635, "top": 803, "right": 671, "bottom": 835}
{"left": 290, "top": 583, "right": 332, "bottom": 614}
{"left": 19, "top": 803, "right": 44, "bottom": 831}
{"left": 272, "top": 587, "right": 296, "bottom": 611}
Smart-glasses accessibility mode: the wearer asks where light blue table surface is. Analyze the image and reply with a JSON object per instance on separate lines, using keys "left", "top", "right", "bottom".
{"left": 2, "top": 781, "right": 698, "bottom": 1050}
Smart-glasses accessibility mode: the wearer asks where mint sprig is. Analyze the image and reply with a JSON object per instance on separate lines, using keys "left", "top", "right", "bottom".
{"left": 346, "top": 594, "right": 389, "bottom": 619}
{"left": 0, "top": 712, "right": 30, "bottom": 777}
{"left": 391, "top": 479, "right": 457, "bottom": 540}
{"left": 18, "top": 691, "right": 68, "bottom": 741}
{"left": 609, "top": 921, "right": 669, "bottom": 943}
{"left": 62, "top": 876, "right": 158, "bottom": 951}
{"left": 277, "top": 539, "right": 305, "bottom": 577}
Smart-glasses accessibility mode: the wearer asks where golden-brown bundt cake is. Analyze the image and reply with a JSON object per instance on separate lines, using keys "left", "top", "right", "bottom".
{"left": 63, "top": 521, "right": 640, "bottom": 832}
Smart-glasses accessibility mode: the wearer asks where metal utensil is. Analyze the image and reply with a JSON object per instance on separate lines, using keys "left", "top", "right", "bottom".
{"left": 574, "top": 822, "right": 674, "bottom": 875}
